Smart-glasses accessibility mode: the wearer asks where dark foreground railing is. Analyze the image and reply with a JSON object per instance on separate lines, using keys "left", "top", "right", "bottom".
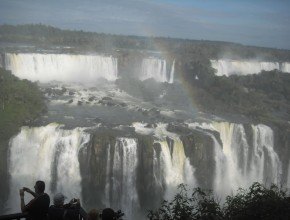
{"left": 0, "top": 212, "right": 28, "bottom": 220}
{"left": 0, "top": 207, "right": 88, "bottom": 220}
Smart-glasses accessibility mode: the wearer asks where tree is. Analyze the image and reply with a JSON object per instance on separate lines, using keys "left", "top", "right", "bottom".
{"left": 147, "top": 184, "right": 223, "bottom": 220}
{"left": 147, "top": 183, "right": 290, "bottom": 220}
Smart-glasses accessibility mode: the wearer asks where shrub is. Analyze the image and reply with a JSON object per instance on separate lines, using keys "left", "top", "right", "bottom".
{"left": 147, "top": 184, "right": 223, "bottom": 220}
{"left": 147, "top": 182, "right": 290, "bottom": 220}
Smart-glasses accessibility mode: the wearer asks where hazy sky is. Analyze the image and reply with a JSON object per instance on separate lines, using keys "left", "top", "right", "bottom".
{"left": 0, "top": 0, "right": 289, "bottom": 49}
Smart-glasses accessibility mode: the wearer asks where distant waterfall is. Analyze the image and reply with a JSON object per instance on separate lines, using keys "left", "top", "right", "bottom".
{"left": 6, "top": 123, "right": 90, "bottom": 213}
{"left": 188, "top": 122, "right": 281, "bottom": 196}
{"left": 211, "top": 60, "right": 290, "bottom": 76}
{"left": 169, "top": 60, "right": 175, "bottom": 84}
{"left": 281, "top": 63, "right": 290, "bottom": 73}
{"left": 141, "top": 58, "right": 174, "bottom": 83}
{"left": 103, "top": 138, "right": 139, "bottom": 219}
{"left": 4, "top": 53, "right": 118, "bottom": 83}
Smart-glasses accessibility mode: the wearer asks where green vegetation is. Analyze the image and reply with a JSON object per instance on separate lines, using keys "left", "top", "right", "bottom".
{"left": 0, "top": 68, "right": 46, "bottom": 211}
{"left": 0, "top": 68, "right": 45, "bottom": 139}
{"left": 179, "top": 59, "right": 290, "bottom": 124}
{"left": 147, "top": 183, "right": 290, "bottom": 220}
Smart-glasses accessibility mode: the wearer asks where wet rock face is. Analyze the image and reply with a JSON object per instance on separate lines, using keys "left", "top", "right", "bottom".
{"left": 78, "top": 130, "right": 159, "bottom": 211}
{"left": 135, "top": 135, "right": 163, "bottom": 212}
{"left": 181, "top": 131, "right": 215, "bottom": 189}
{"left": 77, "top": 122, "right": 290, "bottom": 218}
{"left": 78, "top": 127, "right": 215, "bottom": 214}
{"left": 273, "top": 125, "right": 290, "bottom": 185}
{"left": 0, "top": 140, "right": 9, "bottom": 213}
{"left": 79, "top": 132, "right": 117, "bottom": 208}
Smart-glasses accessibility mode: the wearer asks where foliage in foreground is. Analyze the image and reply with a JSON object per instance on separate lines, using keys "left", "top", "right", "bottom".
{"left": 147, "top": 182, "right": 290, "bottom": 220}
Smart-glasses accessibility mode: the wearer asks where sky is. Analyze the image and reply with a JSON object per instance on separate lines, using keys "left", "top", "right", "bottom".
{"left": 0, "top": 0, "right": 290, "bottom": 49}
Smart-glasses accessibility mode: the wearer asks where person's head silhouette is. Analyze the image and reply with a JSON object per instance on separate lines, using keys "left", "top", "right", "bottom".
{"left": 101, "top": 208, "right": 115, "bottom": 220}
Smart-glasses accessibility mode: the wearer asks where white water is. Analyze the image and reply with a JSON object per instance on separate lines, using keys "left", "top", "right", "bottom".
{"left": 6, "top": 123, "right": 90, "bottom": 213}
{"left": 281, "top": 62, "right": 290, "bottom": 73}
{"left": 250, "top": 125, "right": 281, "bottom": 185}
{"left": 4, "top": 53, "right": 118, "bottom": 83}
{"left": 156, "top": 138, "right": 196, "bottom": 199}
{"left": 169, "top": 60, "right": 175, "bottom": 84}
{"left": 211, "top": 60, "right": 290, "bottom": 76}
{"left": 140, "top": 58, "right": 174, "bottom": 83}
{"left": 188, "top": 122, "right": 281, "bottom": 196}
{"left": 4, "top": 53, "right": 178, "bottom": 84}
{"left": 104, "top": 138, "right": 139, "bottom": 219}
{"left": 6, "top": 120, "right": 283, "bottom": 218}
{"left": 286, "top": 160, "right": 290, "bottom": 188}
{"left": 133, "top": 122, "right": 196, "bottom": 197}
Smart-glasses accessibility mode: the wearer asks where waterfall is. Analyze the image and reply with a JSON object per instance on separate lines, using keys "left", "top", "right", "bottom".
{"left": 5, "top": 120, "right": 284, "bottom": 218}
{"left": 211, "top": 60, "right": 290, "bottom": 76}
{"left": 134, "top": 122, "right": 196, "bottom": 198}
{"left": 6, "top": 123, "right": 90, "bottom": 213}
{"left": 281, "top": 62, "right": 290, "bottom": 73}
{"left": 103, "top": 144, "right": 111, "bottom": 206}
{"left": 188, "top": 122, "right": 281, "bottom": 197}
{"left": 4, "top": 53, "right": 118, "bottom": 83}
{"left": 168, "top": 59, "right": 175, "bottom": 84}
{"left": 154, "top": 138, "right": 196, "bottom": 199}
{"left": 140, "top": 58, "right": 174, "bottom": 83}
{"left": 287, "top": 161, "right": 290, "bottom": 188}
{"left": 250, "top": 125, "right": 281, "bottom": 185}
{"left": 104, "top": 138, "right": 139, "bottom": 219}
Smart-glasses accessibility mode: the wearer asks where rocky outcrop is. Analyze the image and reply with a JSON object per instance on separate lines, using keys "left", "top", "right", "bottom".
{"left": 181, "top": 131, "right": 215, "bottom": 189}
{"left": 79, "top": 131, "right": 116, "bottom": 208}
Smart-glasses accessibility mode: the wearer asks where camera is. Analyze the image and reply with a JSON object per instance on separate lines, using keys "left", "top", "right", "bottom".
{"left": 63, "top": 198, "right": 80, "bottom": 209}
{"left": 115, "top": 210, "right": 124, "bottom": 219}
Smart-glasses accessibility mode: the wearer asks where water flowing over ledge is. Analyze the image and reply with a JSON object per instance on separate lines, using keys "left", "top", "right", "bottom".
{"left": 211, "top": 60, "right": 290, "bottom": 76}
{"left": 3, "top": 53, "right": 175, "bottom": 84}
{"left": 6, "top": 121, "right": 287, "bottom": 219}
{"left": 4, "top": 53, "right": 118, "bottom": 83}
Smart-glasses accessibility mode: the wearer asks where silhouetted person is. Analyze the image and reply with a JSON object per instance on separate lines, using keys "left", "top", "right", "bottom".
{"left": 100, "top": 208, "right": 124, "bottom": 220}
{"left": 101, "top": 208, "right": 115, "bottom": 220}
{"left": 48, "top": 193, "right": 66, "bottom": 220}
{"left": 19, "top": 180, "right": 50, "bottom": 220}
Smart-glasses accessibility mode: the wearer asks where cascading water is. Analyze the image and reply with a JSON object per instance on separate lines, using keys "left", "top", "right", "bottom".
{"left": 2, "top": 46, "right": 289, "bottom": 220}
{"left": 140, "top": 58, "right": 174, "bottom": 83}
{"left": 250, "top": 125, "right": 281, "bottom": 185}
{"left": 287, "top": 161, "right": 290, "bottom": 188}
{"left": 169, "top": 60, "right": 175, "bottom": 84}
{"left": 6, "top": 123, "right": 90, "bottom": 213}
{"left": 188, "top": 122, "right": 281, "bottom": 197}
{"left": 137, "top": 123, "right": 196, "bottom": 199}
{"left": 158, "top": 138, "right": 196, "bottom": 198}
{"left": 4, "top": 53, "right": 118, "bottom": 83}
{"left": 211, "top": 60, "right": 290, "bottom": 76}
{"left": 281, "top": 62, "right": 290, "bottom": 73}
{"left": 5, "top": 120, "right": 286, "bottom": 219}
{"left": 103, "top": 138, "right": 139, "bottom": 219}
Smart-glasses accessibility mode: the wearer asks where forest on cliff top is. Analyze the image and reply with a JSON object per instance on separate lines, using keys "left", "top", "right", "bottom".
{"left": 1, "top": 24, "right": 290, "bottom": 61}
